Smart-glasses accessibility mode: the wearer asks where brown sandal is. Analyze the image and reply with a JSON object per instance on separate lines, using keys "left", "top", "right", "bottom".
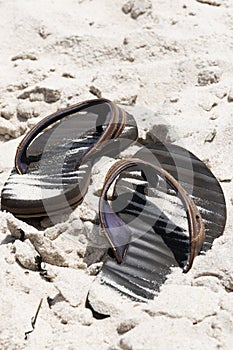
{"left": 88, "top": 158, "right": 205, "bottom": 305}
{"left": 1, "top": 98, "right": 138, "bottom": 218}
{"left": 87, "top": 144, "right": 226, "bottom": 305}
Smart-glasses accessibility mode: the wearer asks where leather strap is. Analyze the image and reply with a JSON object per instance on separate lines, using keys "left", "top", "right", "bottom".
{"left": 15, "top": 98, "right": 126, "bottom": 174}
{"left": 99, "top": 159, "right": 205, "bottom": 273}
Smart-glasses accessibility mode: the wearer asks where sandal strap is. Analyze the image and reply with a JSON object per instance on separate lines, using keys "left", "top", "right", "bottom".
{"left": 99, "top": 159, "right": 205, "bottom": 273}
{"left": 15, "top": 98, "right": 127, "bottom": 174}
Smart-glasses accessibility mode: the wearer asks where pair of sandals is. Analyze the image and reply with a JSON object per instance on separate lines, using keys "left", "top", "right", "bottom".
{"left": 1, "top": 98, "right": 226, "bottom": 304}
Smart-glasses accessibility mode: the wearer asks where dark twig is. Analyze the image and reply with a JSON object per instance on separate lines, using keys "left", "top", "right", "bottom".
{"left": 24, "top": 298, "right": 43, "bottom": 340}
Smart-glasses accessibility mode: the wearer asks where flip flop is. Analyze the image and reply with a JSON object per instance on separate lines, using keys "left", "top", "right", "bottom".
{"left": 87, "top": 144, "right": 226, "bottom": 308}
{"left": 1, "top": 98, "right": 138, "bottom": 218}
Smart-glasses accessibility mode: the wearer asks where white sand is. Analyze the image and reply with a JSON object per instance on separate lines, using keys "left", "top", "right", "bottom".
{"left": 0, "top": 1, "right": 233, "bottom": 349}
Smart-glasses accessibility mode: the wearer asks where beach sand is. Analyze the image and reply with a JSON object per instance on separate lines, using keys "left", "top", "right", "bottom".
{"left": 0, "top": 1, "right": 233, "bottom": 349}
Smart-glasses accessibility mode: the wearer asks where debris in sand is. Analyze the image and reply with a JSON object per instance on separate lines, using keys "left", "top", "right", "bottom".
{"left": 204, "top": 128, "right": 217, "bottom": 143}
{"left": 38, "top": 26, "right": 51, "bottom": 39}
{"left": 117, "top": 318, "right": 139, "bottom": 335}
{"left": 89, "top": 85, "right": 102, "bottom": 98}
{"left": 62, "top": 72, "right": 75, "bottom": 79}
{"left": 218, "top": 177, "right": 232, "bottom": 183}
{"left": 122, "top": 0, "right": 152, "bottom": 19}
{"left": 196, "top": 0, "right": 221, "bottom": 6}
{"left": 116, "top": 94, "right": 137, "bottom": 106}
{"left": 197, "top": 69, "right": 221, "bottom": 86}
{"left": 11, "top": 53, "right": 38, "bottom": 61}
{"left": 18, "top": 85, "right": 61, "bottom": 104}
{"left": 122, "top": 1, "right": 133, "bottom": 14}
{"left": 24, "top": 298, "right": 43, "bottom": 340}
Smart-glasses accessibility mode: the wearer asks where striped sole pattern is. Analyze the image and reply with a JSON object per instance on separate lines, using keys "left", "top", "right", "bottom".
{"left": 92, "top": 144, "right": 226, "bottom": 302}
{"left": 1, "top": 131, "right": 99, "bottom": 201}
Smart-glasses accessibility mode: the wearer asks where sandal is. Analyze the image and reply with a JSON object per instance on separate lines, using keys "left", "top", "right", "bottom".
{"left": 1, "top": 98, "right": 138, "bottom": 218}
{"left": 87, "top": 145, "right": 226, "bottom": 306}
